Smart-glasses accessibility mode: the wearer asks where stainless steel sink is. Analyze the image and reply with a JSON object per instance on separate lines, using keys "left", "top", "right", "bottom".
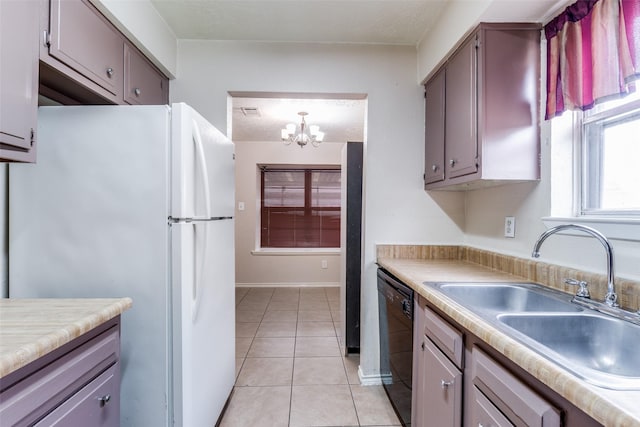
{"left": 433, "top": 282, "right": 582, "bottom": 313}
{"left": 424, "top": 281, "right": 640, "bottom": 390}
{"left": 498, "top": 313, "right": 640, "bottom": 389}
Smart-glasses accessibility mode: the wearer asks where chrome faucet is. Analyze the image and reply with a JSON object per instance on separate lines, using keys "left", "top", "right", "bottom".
{"left": 531, "top": 224, "right": 619, "bottom": 308}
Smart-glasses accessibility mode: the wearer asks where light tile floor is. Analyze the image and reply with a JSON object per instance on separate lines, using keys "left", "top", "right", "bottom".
{"left": 220, "top": 286, "right": 402, "bottom": 427}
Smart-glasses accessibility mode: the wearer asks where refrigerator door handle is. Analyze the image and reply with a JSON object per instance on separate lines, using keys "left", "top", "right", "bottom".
{"left": 168, "top": 216, "right": 233, "bottom": 224}
{"left": 192, "top": 119, "right": 212, "bottom": 219}
{"left": 189, "top": 119, "right": 212, "bottom": 322}
{"left": 191, "top": 221, "right": 209, "bottom": 322}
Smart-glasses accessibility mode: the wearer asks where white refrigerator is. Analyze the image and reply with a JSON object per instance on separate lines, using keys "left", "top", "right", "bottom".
{"left": 9, "top": 103, "right": 236, "bottom": 427}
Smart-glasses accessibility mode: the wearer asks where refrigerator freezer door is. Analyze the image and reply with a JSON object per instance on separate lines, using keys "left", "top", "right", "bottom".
{"left": 170, "top": 219, "right": 235, "bottom": 426}
{"left": 171, "top": 103, "right": 235, "bottom": 220}
{"left": 9, "top": 105, "right": 172, "bottom": 427}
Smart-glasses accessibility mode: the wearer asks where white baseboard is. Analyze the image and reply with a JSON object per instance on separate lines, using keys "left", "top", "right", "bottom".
{"left": 236, "top": 282, "right": 340, "bottom": 288}
{"left": 357, "top": 366, "right": 391, "bottom": 386}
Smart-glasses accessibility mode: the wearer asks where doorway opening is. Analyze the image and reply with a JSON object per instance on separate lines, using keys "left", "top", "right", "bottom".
{"left": 229, "top": 91, "right": 367, "bottom": 355}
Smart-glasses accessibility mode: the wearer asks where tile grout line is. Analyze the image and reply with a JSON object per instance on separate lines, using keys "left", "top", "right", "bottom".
{"left": 288, "top": 291, "right": 300, "bottom": 427}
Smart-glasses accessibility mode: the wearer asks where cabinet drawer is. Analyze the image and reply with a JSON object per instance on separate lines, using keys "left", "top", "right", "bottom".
{"left": 0, "top": 327, "right": 119, "bottom": 426}
{"left": 424, "top": 306, "right": 463, "bottom": 368}
{"left": 35, "top": 364, "right": 119, "bottom": 427}
{"left": 49, "top": 0, "right": 123, "bottom": 97}
{"left": 472, "top": 348, "right": 560, "bottom": 427}
{"left": 469, "top": 385, "right": 514, "bottom": 427}
{"left": 124, "top": 44, "right": 168, "bottom": 105}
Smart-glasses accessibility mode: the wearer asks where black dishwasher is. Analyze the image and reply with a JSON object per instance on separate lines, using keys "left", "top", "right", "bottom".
{"left": 377, "top": 268, "right": 414, "bottom": 426}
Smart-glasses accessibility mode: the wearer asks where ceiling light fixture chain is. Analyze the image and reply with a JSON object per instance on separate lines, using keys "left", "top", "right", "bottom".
{"left": 281, "top": 111, "right": 324, "bottom": 148}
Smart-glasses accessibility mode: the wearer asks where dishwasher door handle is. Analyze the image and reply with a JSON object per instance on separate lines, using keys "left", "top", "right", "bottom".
{"left": 401, "top": 299, "right": 412, "bottom": 317}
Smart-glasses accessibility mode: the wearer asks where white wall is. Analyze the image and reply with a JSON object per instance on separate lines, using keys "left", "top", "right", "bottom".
{"left": 234, "top": 140, "right": 344, "bottom": 287}
{"left": 170, "top": 40, "right": 465, "bottom": 376}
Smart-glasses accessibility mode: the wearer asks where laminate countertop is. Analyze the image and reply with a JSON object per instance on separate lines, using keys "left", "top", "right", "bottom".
{"left": 0, "top": 298, "right": 132, "bottom": 378}
{"left": 377, "top": 257, "right": 640, "bottom": 427}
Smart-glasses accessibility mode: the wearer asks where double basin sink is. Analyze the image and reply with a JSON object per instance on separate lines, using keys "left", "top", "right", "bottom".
{"left": 426, "top": 282, "right": 640, "bottom": 390}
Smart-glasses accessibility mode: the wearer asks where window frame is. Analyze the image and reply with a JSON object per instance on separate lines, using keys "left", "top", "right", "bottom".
{"left": 579, "top": 94, "right": 640, "bottom": 217}
{"left": 259, "top": 166, "right": 341, "bottom": 250}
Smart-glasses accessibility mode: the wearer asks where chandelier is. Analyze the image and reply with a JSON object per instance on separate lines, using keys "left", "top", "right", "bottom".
{"left": 281, "top": 112, "right": 324, "bottom": 148}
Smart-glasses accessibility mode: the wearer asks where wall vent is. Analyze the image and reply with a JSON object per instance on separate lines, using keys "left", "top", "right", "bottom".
{"left": 240, "top": 107, "right": 260, "bottom": 117}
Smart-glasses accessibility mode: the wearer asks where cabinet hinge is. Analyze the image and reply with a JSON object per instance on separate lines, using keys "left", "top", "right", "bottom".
{"left": 43, "top": 30, "right": 51, "bottom": 48}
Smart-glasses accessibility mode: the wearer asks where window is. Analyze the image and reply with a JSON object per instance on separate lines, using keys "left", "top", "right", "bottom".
{"left": 260, "top": 168, "right": 341, "bottom": 248}
{"left": 580, "top": 89, "right": 640, "bottom": 216}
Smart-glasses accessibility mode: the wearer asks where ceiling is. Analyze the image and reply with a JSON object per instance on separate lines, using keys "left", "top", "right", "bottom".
{"left": 150, "top": 0, "right": 450, "bottom": 45}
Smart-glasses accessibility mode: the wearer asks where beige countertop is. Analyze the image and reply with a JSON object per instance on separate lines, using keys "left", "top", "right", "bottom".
{"left": 378, "top": 257, "right": 640, "bottom": 427}
{"left": 0, "top": 298, "right": 132, "bottom": 378}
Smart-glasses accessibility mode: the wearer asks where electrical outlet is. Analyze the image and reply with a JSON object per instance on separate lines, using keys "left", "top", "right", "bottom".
{"left": 321, "top": 260, "right": 328, "bottom": 269}
{"left": 504, "top": 216, "right": 516, "bottom": 238}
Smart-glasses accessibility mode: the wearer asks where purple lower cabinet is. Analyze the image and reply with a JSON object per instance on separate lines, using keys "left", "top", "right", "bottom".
{"left": 471, "top": 348, "right": 560, "bottom": 427}
{"left": 0, "top": 318, "right": 121, "bottom": 427}
{"left": 35, "top": 364, "right": 119, "bottom": 427}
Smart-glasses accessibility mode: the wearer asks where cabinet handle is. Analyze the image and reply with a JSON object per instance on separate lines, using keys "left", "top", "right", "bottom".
{"left": 449, "top": 159, "right": 456, "bottom": 167}
{"left": 421, "top": 341, "right": 425, "bottom": 351}
{"left": 42, "top": 30, "right": 51, "bottom": 48}
{"left": 98, "top": 394, "right": 111, "bottom": 407}
{"left": 106, "top": 68, "right": 114, "bottom": 78}
{"left": 431, "top": 164, "right": 438, "bottom": 172}
{"left": 134, "top": 88, "right": 142, "bottom": 96}
{"left": 441, "top": 379, "right": 453, "bottom": 388}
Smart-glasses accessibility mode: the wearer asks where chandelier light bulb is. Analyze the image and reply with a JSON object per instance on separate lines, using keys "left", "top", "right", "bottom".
{"left": 281, "top": 112, "right": 323, "bottom": 148}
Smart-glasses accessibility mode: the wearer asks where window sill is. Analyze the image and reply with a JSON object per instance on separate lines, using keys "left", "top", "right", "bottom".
{"left": 542, "top": 216, "right": 640, "bottom": 242}
{"left": 251, "top": 248, "right": 341, "bottom": 256}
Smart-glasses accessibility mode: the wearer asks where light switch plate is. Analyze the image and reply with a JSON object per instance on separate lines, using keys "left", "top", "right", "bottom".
{"left": 504, "top": 216, "right": 515, "bottom": 238}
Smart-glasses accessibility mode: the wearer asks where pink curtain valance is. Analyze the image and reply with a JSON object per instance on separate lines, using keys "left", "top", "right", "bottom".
{"left": 545, "top": 0, "right": 640, "bottom": 119}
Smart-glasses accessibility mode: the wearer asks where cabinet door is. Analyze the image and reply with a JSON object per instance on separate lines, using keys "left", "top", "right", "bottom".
{"left": 445, "top": 34, "right": 478, "bottom": 179}
{"left": 420, "top": 337, "right": 462, "bottom": 427}
{"left": 424, "top": 68, "right": 445, "bottom": 185}
{"left": 0, "top": 0, "right": 38, "bottom": 162}
{"left": 124, "top": 44, "right": 168, "bottom": 105}
{"left": 35, "top": 364, "right": 119, "bottom": 427}
{"left": 49, "top": 0, "right": 123, "bottom": 97}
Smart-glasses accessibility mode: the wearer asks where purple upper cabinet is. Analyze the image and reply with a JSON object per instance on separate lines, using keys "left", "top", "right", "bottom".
{"left": 39, "top": 0, "right": 169, "bottom": 106}
{"left": 0, "top": 0, "right": 39, "bottom": 162}
{"left": 445, "top": 36, "right": 479, "bottom": 180}
{"left": 46, "top": 0, "right": 124, "bottom": 101}
{"left": 424, "top": 23, "right": 541, "bottom": 191}
{"left": 124, "top": 44, "right": 169, "bottom": 106}
{"left": 424, "top": 68, "right": 446, "bottom": 185}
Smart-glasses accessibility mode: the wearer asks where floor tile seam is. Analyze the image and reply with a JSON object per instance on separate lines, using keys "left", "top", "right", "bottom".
{"left": 345, "top": 382, "right": 363, "bottom": 427}
{"left": 288, "top": 310, "right": 298, "bottom": 427}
